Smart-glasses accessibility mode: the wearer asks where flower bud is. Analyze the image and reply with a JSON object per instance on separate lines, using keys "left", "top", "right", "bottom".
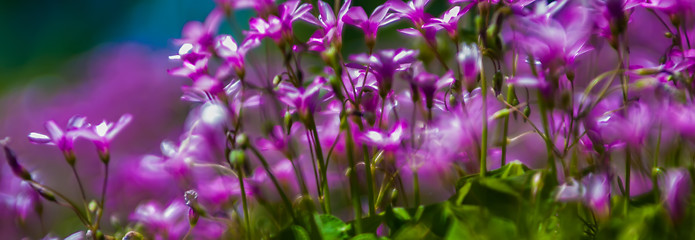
{"left": 228, "top": 150, "right": 246, "bottom": 167}
{"left": 29, "top": 183, "right": 57, "bottom": 203}
{"left": 122, "top": 231, "right": 144, "bottom": 240}
{"left": 3, "top": 145, "right": 32, "bottom": 180}
{"left": 236, "top": 134, "right": 249, "bottom": 149}
{"left": 493, "top": 71, "right": 503, "bottom": 95}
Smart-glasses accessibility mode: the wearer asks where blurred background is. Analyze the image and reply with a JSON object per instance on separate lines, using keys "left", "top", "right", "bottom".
{"left": 0, "top": 0, "right": 453, "bottom": 237}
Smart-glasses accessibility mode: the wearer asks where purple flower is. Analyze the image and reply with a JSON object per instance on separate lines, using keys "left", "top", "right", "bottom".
{"left": 246, "top": 16, "right": 283, "bottom": 42}
{"left": 388, "top": 0, "right": 432, "bottom": 27}
{"left": 508, "top": 2, "right": 592, "bottom": 73}
{"left": 215, "top": 0, "right": 276, "bottom": 16}
{"left": 424, "top": 5, "right": 471, "bottom": 39}
{"left": 413, "top": 70, "right": 454, "bottom": 109}
{"left": 247, "top": 0, "right": 313, "bottom": 44}
{"left": 349, "top": 48, "right": 418, "bottom": 97}
{"left": 175, "top": 9, "right": 224, "bottom": 54}
{"left": 131, "top": 200, "right": 188, "bottom": 239}
{"left": 168, "top": 57, "right": 209, "bottom": 81}
{"left": 197, "top": 176, "right": 256, "bottom": 206}
{"left": 642, "top": 0, "right": 695, "bottom": 14}
{"left": 276, "top": 77, "right": 327, "bottom": 118}
{"left": 304, "top": 0, "right": 352, "bottom": 51}
{"left": 214, "top": 35, "right": 260, "bottom": 79}
{"left": 77, "top": 114, "right": 133, "bottom": 156}
{"left": 358, "top": 121, "right": 408, "bottom": 151}
{"left": 342, "top": 4, "right": 399, "bottom": 47}
{"left": 556, "top": 172, "right": 612, "bottom": 219}
{"left": 28, "top": 115, "right": 88, "bottom": 155}
{"left": 660, "top": 168, "right": 692, "bottom": 221}
{"left": 457, "top": 43, "right": 482, "bottom": 92}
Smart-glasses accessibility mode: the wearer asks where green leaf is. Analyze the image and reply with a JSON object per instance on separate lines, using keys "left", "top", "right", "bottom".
{"left": 271, "top": 225, "right": 311, "bottom": 240}
{"left": 350, "top": 233, "right": 380, "bottom": 240}
{"left": 315, "top": 214, "right": 351, "bottom": 240}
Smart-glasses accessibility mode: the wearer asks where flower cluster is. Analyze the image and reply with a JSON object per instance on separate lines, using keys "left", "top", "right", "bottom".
{"left": 4, "top": 0, "right": 695, "bottom": 239}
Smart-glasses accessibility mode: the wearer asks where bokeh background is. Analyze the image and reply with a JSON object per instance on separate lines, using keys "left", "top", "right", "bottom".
{"left": 0, "top": 0, "right": 455, "bottom": 237}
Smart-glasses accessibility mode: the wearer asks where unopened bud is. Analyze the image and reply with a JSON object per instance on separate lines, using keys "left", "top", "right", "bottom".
{"left": 665, "top": 32, "right": 673, "bottom": 38}
{"left": 228, "top": 150, "right": 246, "bottom": 167}
{"left": 122, "top": 231, "right": 144, "bottom": 240}
{"left": 3, "top": 145, "right": 32, "bottom": 180}
{"left": 273, "top": 75, "right": 282, "bottom": 87}
{"left": 490, "top": 109, "right": 510, "bottom": 120}
{"left": 636, "top": 68, "right": 661, "bottom": 75}
{"left": 390, "top": 189, "right": 399, "bottom": 205}
{"left": 493, "top": 71, "right": 503, "bottom": 95}
{"left": 29, "top": 183, "right": 57, "bottom": 202}
{"left": 236, "top": 134, "right": 249, "bottom": 149}
{"left": 89, "top": 200, "right": 99, "bottom": 213}
{"left": 188, "top": 208, "right": 199, "bottom": 226}
{"left": 523, "top": 106, "right": 531, "bottom": 119}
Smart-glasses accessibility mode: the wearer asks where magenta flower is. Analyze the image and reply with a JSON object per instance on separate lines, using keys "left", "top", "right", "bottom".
{"left": 642, "top": 0, "right": 695, "bottom": 14}
{"left": 215, "top": 0, "right": 276, "bottom": 16}
{"left": 77, "top": 114, "right": 133, "bottom": 156}
{"left": 358, "top": 121, "right": 408, "bottom": 151}
{"left": 660, "top": 168, "right": 692, "bottom": 221}
{"left": 246, "top": 16, "right": 283, "bottom": 43}
{"left": 423, "top": 5, "right": 471, "bottom": 39}
{"left": 168, "top": 57, "right": 209, "bottom": 81}
{"left": 413, "top": 70, "right": 454, "bottom": 109}
{"left": 342, "top": 4, "right": 399, "bottom": 47}
{"left": 276, "top": 77, "right": 327, "bottom": 118}
{"left": 131, "top": 200, "right": 188, "bottom": 239}
{"left": 457, "top": 43, "right": 482, "bottom": 92}
{"left": 175, "top": 9, "right": 224, "bottom": 54}
{"left": 556, "top": 172, "right": 612, "bottom": 219}
{"left": 509, "top": 2, "right": 592, "bottom": 73}
{"left": 197, "top": 176, "right": 256, "bottom": 206}
{"left": 28, "top": 115, "right": 88, "bottom": 154}
{"left": 214, "top": 35, "right": 260, "bottom": 79}
{"left": 349, "top": 48, "right": 418, "bottom": 97}
{"left": 304, "top": 0, "right": 352, "bottom": 51}
{"left": 247, "top": 0, "right": 313, "bottom": 44}
{"left": 387, "top": 0, "right": 432, "bottom": 27}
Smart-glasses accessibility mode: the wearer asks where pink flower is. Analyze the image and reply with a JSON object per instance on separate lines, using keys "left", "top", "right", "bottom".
{"left": 76, "top": 114, "right": 133, "bottom": 156}
{"left": 342, "top": 4, "right": 399, "bottom": 46}
{"left": 28, "top": 115, "right": 88, "bottom": 154}
{"left": 358, "top": 121, "right": 408, "bottom": 151}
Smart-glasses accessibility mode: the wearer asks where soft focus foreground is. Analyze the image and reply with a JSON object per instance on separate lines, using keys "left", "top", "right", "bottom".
{"left": 3, "top": 0, "right": 695, "bottom": 239}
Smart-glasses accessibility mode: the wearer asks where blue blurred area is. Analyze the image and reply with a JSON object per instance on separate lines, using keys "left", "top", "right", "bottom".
{"left": 0, "top": 0, "right": 218, "bottom": 91}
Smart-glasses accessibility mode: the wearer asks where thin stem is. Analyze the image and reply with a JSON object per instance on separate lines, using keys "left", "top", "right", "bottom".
{"left": 236, "top": 165, "right": 252, "bottom": 240}
{"left": 343, "top": 115, "right": 363, "bottom": 234}
{"left": 95, "top": 161, "right": 109, "bottom": 229}
{"left": 308, "top": 115, "right": 331, "bottom": 214}
{"left": 537, "top": 93, "right": 557, "bottom": 180}
{"left": 501, "top": 85, "right": 515, "bottom": 166}
{"left": 413, "top": 171, "right": 420, "bottom": 207}
{"left": 653, "top": 124, "right": 662, "bottom": 202}
{"left": 248, "top": 145, "right": 295, "bottom": 219}
{"left": 68, "top": 164, "right": 89, "bottom": 215}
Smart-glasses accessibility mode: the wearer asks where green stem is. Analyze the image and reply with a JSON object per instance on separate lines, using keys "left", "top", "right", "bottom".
{"left": 343, "top": 115, "right": 363, "bottom": 234}
{"left": 653, "top": 125, "right": 662, "bottom": 202}
{"left": 537, "top": 93, "right": 557, "bottom": 179}
{"left": 480, "top": 57, "right": 488, "bottom": 177}
{"left": 501, "top": 85, "right": 515, "bottom": 166}
{"left": 95, "top": 161, "right": 109, "bottom": 230}
{"left": 413, "top": 171, "right": 420, "bottom": 207}
{"left": 308, "top": 115, "right": 331, "bottom": 214}
{"left": 249, "top": 145, "right": 295, "bottom": 219}
{"left": 236, "top": 165, "right": 252, "bottom": 240}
